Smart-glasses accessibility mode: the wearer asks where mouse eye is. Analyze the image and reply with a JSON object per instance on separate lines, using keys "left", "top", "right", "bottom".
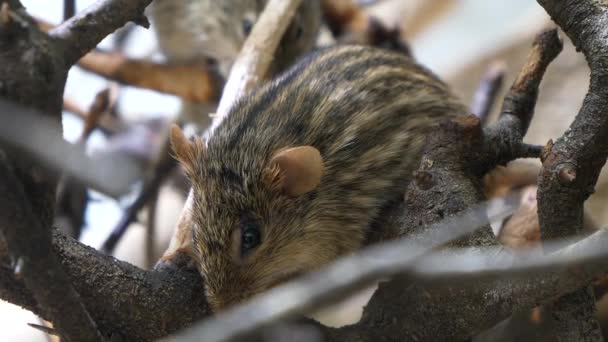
{"left": 295, "top": 25, "right": 303, "bottom": 40}
{"left": 241, "top": 222, "right": 261, "bottom": 254}
{"left": 242, "top": 19, "right": 254, "bottom": 36}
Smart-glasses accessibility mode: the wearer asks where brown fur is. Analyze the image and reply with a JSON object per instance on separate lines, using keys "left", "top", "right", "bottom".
{"left": 171, "top": 45, "right": 469, "bottom": 310}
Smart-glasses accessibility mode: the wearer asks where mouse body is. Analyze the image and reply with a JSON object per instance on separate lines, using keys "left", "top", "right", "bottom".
{"left": 168, "top": 45, "right": 468, "bottom": 310}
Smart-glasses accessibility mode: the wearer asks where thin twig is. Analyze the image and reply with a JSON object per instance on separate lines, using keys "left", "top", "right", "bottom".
{"left": 63, "top": 96, "right": 120, "bottom": 135}
{"left": 80, "top": 88, "right": 113, "bottom": 141}
{"left": 28, "top": 323, "right": 59, "bottom": 337}
{"left": 483, "top": 28, "right": 563, "bottom": 168}
{"left": 101, "top": 150, "right": 177, "bottom": 254}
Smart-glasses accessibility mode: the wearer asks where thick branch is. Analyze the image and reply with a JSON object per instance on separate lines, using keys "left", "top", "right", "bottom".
{"left": 535, "top": 1, "right": 608, "bottom": 340}
{"left": 0, "top": 229, "right": 210, "bottom": 341}
{"left": 0, "top": 155, "right": 102, "bottom": 342}
{"left": 49, "top": 0, "right": 153, "bottom": 67}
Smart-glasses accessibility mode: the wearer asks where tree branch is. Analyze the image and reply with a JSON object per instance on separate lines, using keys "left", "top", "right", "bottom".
{"left": 49, "top": 0, "right": 153, "bottom": 67}
{"left": 0, "top": 155, "right": 103, "bottom": 342}
{"left": 0, "top": 229, "right": 210, "bottom": 341}
{"left": 535, "top": 1, "right": 608, "bottom": 340}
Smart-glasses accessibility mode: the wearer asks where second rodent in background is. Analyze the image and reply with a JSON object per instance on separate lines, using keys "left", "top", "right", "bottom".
{"left": 146, "top": 0, "right": 321, "bottom": 76}
{"left": 166, "top": 45, "right": 470, "bottom": 311}
{"left": 146, "top": 0, "right": 321, "bottom": 129}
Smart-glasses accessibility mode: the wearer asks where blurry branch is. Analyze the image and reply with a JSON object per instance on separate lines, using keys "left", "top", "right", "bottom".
{"left": 0, "top": 155, "right": 103, "bottom": 342}
{"left": 412, "top": 229, "right": 608, "bottom": 282}
{"left": 0, "top": 98, "right": 141, "bottom": 197}
{"left": 63, "top": 0, "right": 75, "bottom": 21}
{"left": 101, "top": 140, "right": 177, "bottom": 254}
{"left": 212, "top": 0, "right": 304, "bottom": 123}
{"left": 37, "top": 18, "right": 223, "bottom": 104}
{"left": 49, "top": 0, "right": 154, "bottom": 67}
{"left": 321, "top": 0, "right": 410, "bottom": 55}
{"left": 77, "top": 88, "right": 115, "bottom": 141}
{"left": 535, "top": 0, "right": 608, "bottom": 339}
{"left": 27, "top": 323, "right": 59, "bottom": 337}
{"left": 470, "top": 61, "right": 506, "bottom": 125}
{"left": 78, "top": 51, "right": 223, "bottom": 104}
{"left": 56, "top": 88, "right": 115, "bottom": 239}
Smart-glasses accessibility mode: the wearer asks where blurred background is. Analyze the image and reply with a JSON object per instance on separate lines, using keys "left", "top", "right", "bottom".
{"left": 3, "top": 0, "right": 597, "bottom": 340}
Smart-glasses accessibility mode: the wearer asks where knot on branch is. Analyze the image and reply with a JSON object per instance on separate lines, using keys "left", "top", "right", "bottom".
{"left": 413, "top": 170, "right": 435, "bottom": 191}
{"left": 556, "top": 162, "right": 577, "bottom": 185}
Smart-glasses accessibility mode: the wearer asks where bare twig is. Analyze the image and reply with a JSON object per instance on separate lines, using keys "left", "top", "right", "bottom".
{"left": 63, "top": 96, "right": 120, "bottom": 135}
{"left": 49, "top": 0, "right": 153, "bottom": 67}
{"left": 0, "top": 157, "right": 103, "bottom": 342}
{"left": 470, "top": 61, "right": 506, "bottom": 125}
{"left": 78, "top": 50, "right": 222, "bottom": 103}
{"left": 145, "top": 184, "right": 159, "bottom": 269}
{"left": 483, "top": 28, "right": 563, "bottom": 168}
{"left": 79, "top": 88, "right": 113, "bottom": 141}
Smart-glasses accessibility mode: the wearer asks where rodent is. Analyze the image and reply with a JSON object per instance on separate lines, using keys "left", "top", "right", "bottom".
{"left": 146, "top": 0, "right": 321, "bottom": 129}
{"left": 167, "top": 45, "right": 469, "bottom": 310}
{"left": 147, "top": 0, "right": 321, "bottom": 77}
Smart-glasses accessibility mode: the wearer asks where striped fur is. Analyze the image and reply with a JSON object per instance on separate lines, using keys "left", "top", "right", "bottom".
{"left": 184, "top": 45, "right": 469, "bottom": 310}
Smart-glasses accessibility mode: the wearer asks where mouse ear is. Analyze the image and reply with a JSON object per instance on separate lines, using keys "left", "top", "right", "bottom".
{"left": 264, "top": 146, "right": 324, "bottom": 197}
{"left": 169, "top": 124, "right": 205, "bottom": 177}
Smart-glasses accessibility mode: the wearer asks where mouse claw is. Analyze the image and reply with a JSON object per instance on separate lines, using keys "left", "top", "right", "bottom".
{"left": 153, "top": 249, "right": 198, "bottom": 273}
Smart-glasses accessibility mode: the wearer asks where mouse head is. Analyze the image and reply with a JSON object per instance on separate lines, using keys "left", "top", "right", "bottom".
{"left": 170, "top": 125, "right": 328, "bottom": 311}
